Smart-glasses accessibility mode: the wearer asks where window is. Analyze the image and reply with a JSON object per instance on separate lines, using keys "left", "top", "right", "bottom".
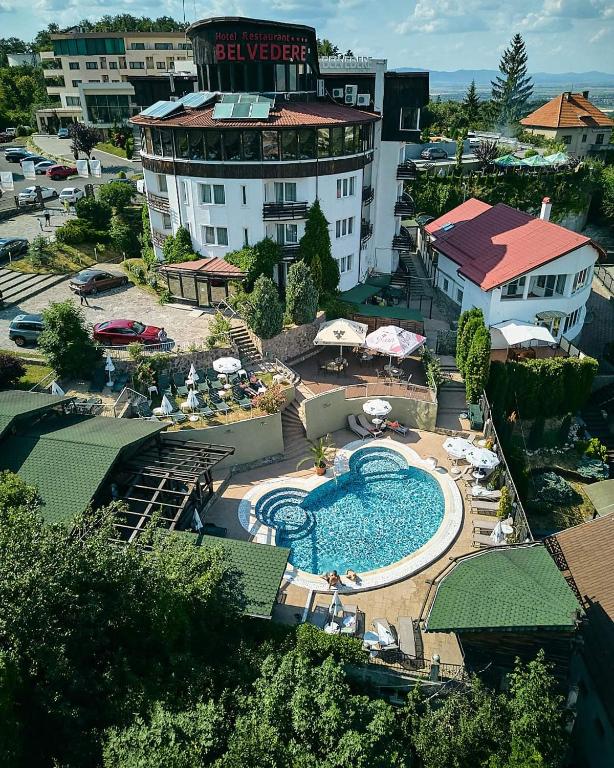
{"left": 176, "top": 129, "right": 189, "bottom": 159}
{"left": 69, "top": 62, "right": 80, "bottom": 70}
{"left": 317, "top": 127, "right": 330, "bottom": 157}
{"left": 595, "top": 134, "right": 605, "bottom": 145}
{"left": 102, "top": 75, "right": 109, "bottom": 83}
{"left": 400, "top": 107, "right": 420, "bottom": 131}
{"left": 241, "top": 185, "right": 247, "bottom": 206}
{"left": 442, "top": 277, "right": 449, "bottom": 292}
{"left": 223, "top": 130, "right": 241, "bottom": 161}
{"left": 188, "top": 130, "right": 204, "bottom": 160}
{"left": 109, "top": 61, "right": 118, "bottom": 69}
{"left": 199, "top": 184, "right": 225, "bottom": 205}
{"left": 156, "top": 62, "right": 166, "bottom": 70}
{"left": 156, "top": 174, "right": 167, "bottom": 193}
{"left": 581, "top": 134, "right": 587, "bottom": 143}
{"left": 205, "top": 131, "right": 222, "bottom": 161}
{"left": 155, "top": 42, "right": 173, "bottom": 50}
{"left": 130, "top": 43, "right": 145, "bottom": 50}
{"left": 202, "top": 226, "right": 228, "bottom": 246}
{"left": 528, "top": 273, "right": 567, "bottom": 298}
{"left": 501, "top": 276, "right": 526, "bottom": 299}
{"left": 242, "top": 131, "right": 261, "bottom": 161}
{"left": 181, "top": 180, "right": 190, "bottom": 206}
{"left": 337, "top": 176, "right": 356, "bottom": 198}
{"left": 335, "top": 216, "right": 354, "bottom": 238}
{"left": 337, "top": 256, "right": 347, "bottom": 274}
{"left": 563, "top": 307, "right": 581, "bottom": 333}
{"left": 274, "top": 182, "right": 297, "bottom": 203}
{"left": 275, "top": 223, "right": 298, "bottom": 244}
{"left": 85, "top": 93, "right": 131, "bottom": 123}
{"left": 572, "top": 267, "right": 590, "bottom": 293}
{"left": 162, "top": 213, "right": 172, "bottom": 229}
{"left": 129, "top": 61, "right": 145, "bottom": 70}
{"left": 561, "top": 135, "right": 572, "bottom": 144}
{"left": 66, "top": 96, "right": 81, "bottom": 106}
{"left": 262, "top": 130, "right": 280, "bottom": 161}
{"left": 85, "top": 62, "right": 98, "bottom": 70}
{"left": 330, "top": 126, "right": 344, "bottom": 156}
{"left": 243, "top": 228, "right": 249, "bottom": 246}
{"left": 298, "top": 128, "right": 316, "bottom": 159}
{"left": 53, "top": 37, "right": 125, "bottom": 56}
{"left": 456, "top": 288, "right": 463, "bottom": 304}
{"left": 281, "top": 130, "right": 299, "bottom": 161}
{"left": 72, "top": 80, "right": 81, "bottom": 87}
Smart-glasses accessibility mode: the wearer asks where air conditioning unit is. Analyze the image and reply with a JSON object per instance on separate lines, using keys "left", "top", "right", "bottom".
{"left": 345, "top": 84, "right": 358, "bottom": 105}
{"left": 357, "top": 93, "right": 370, "bottom": 107}
{"left": 332, "top": 87, "right": 344, "bottom": 99}
{"left": 317, "top": 79, "right": 325, "bottom": 97}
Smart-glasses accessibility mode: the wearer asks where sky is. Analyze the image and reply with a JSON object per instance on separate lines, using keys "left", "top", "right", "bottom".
{"left": 1, "top": 0, "right": 613, "bottom": 72}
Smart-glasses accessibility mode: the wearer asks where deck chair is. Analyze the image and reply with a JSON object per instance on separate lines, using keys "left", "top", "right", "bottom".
{"left": 357, "top": 414, "right": 378, "bottom": 435}
{"left": 471, "top": 499, "right": 500, "bottom": 514}
{"left": 372, "top": 618, "right": 399, "bottom": 651}
{"left": 233, "top": 392, "right": 252, "bottom": 410}
{"left": 198, "top": 401, "right": 215, "bottom": 419}
{"left": 206, "top": 369, "right": 223, "bottom": 390}
{"left": 472, "top": 516, "right": 513, "bottom": 533}
{"left": 211, "top": 400, "right": 231, "bottom": 416}
{"left": 473, "top": 532, "right": 500, "bottom": 548}
{"left": 348, "top": 414, "right": 372, "bottom": 439}
{"left": 339, "top": 605, "right": 359, "bottom": 637}
{"left": 397, "top": 617, "right": 417, "bottom": 659}
{"left": 176, "top": 383, "right": 189, "bottom": 397}
{"left": 385, "top": 419, "right": 409, "bottom": 435}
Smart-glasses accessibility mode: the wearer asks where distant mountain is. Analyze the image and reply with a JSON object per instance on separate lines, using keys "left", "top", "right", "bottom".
{"left": 397, "top": 67, "right": 614, "bottom": 88}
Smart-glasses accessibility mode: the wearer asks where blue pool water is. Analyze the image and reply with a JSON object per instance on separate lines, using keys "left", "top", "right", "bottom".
{"left": 255, "top": 446, "right": 445, "bottom": 575}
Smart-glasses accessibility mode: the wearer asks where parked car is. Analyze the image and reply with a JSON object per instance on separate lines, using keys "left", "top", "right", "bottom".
{"left": 18, "top": 186, "right": 59, "bottom": 205}
{"left": 0, "top": 132, "right": 14, "bottom": 143}
{"left": 420, "top": 147, "right": 449, "bottom": 160}
{"left": 4, "top": 128, "right": 16, "bottom": 137}
{"left": 5, "top": 148, "right": 34, "bottom": 163}
{"left": 0, "top": 237, "right": 28, "bottom": 264}
{"left": 69, "top": 269, "right": 128, "bottom": 295}
{"left": 8, "top": 314, "right": 44, "bottom": 346}
{"left": 46, "top": 164, "right": 78, "bottom": 181}
{"left": 59, "top": 187, "right": 85, "bottom": 204}
{"left": 19, "top": 155, "right": 48, "bottom": 167}
{"left": 34, "top": 160, "right": 55, "bottom": 174}
{"left": 93, "top": 319, "right": 167, "bottom": 346}
{"left": 57, "top": 127, "right": 71, "bottom": 139}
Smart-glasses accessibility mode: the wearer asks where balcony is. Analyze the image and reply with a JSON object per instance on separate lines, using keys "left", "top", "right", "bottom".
{"left": 152, "top": 229, "right": 170, "bottom": 248}
{"left": 396, "top": 160, "right": 418, "bottom": 180}
{"left": 392, "top": 227, "right": 413, "bottom": 251}
{"left": 394, "top": 194, "right": 415, "bottom": 217}
{"left": 147, "top": 192, "right": 170, "bottom": 214}
{"left": 279, "top": 243, "right": 300, "bottom": 261}
{"left": 362, "top": 185, "right": 374, "bottom": 205}
{"left": 44, "top": 76, "right": 65, "bottom": 88}
{"left": 262, "top": 201, "right": 309, "bottom": 221}
{"left": 360, "top": 222, "right": 373, "bottom": 249}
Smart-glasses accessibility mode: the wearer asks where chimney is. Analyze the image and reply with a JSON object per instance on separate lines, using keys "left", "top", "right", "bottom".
{"left": 540, "top": 197, "right": 552, "bottom": 222}
{"left": 564, "top": 91, "right": 572, "bottom": 101}
{"left": 582, "top": 90, "right": 589, "bottom": 99}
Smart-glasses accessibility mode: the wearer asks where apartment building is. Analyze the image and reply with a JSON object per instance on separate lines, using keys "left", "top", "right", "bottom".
{"left": 36, "top": 31, "right": 196, "bottom": 133}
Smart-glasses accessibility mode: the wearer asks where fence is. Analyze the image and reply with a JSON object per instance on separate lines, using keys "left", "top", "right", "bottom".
{"left": 345, "top": 381, "right": 437, "bottom": 403}
{"left": 480, "top": 393, "right": 533, "bottom": 543}
{"left": 104, "top": 341, "right": 176, "bottom": 360}
{"left": 559, "top": 335, "right": 587, "bottom": 360}
{"left": 595, "top": 263, "right": 614, "bottom": 295}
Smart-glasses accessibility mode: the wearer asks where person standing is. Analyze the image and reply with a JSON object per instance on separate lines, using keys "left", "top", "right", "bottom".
{"left": 44, "top": 210, "right": 51, "bottom": 228}
{"left": 78, "top": 286, "right": 89, "bottom": 306}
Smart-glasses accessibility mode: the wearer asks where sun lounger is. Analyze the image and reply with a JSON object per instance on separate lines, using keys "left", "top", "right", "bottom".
{"left": 397, "top": 616, "right": 417, "bottom": 659}
{"left": 211, "top": 400, "right": 231, "bottom": 416}
{"left": 452, "top": 464, "right": 473, "bottom": 480}
{"left": 472, "top": 516, "right": 513, "bottom": 533}
{"left": 198, "top": 403, "right": 215, "bottom": 419}
{"left": 176, "top": 384, "right": 189, "bottom": 397}
{"left": 206, "top": 369, "right": 223, "bottom": 390}
{"left": 348, "top": 414, "right": 373, "bottom": 439}
{"left": 309, "top": 605, "right": 329, "bottom": 630}
{"left": 470, "top": 487, "right": 501, "bottom": 499}
{"left": 357, "top": 414, "right": 378, "bottom": 435}
{"left": 471, "top": 499, "right": 500, "bottom": 513}
{"left": 372, "top": 618, "right": 399, "bottom": 651}
{"left": 472, "top": 532, "right": 502, "bottom": 548}
{"left": 339, "top": 605, "right": 359, "bottom": 637}
{"left": 385, "top": 419, "right": 409, "bottom": 435}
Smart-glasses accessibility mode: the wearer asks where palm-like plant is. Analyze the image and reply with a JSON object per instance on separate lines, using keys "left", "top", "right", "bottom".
{"left": 297, "top": 435, "right": 336, "bottom": 471}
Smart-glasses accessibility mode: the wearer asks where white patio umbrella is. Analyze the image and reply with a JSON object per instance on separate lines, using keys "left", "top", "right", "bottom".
{"left": 160, "top": 394, "right": 174, "bottom": 415}
{"left": 187, "top": 363, "right": 199, "bottom": 384}
{"left": 465, "top": 446, "right": 500, "bottom": 480}
{"left": 105, "top": 354, "right": 115, "bottom": 387}
{"left": 185, "top": 388, "right": 200, "bottom": 412}
{"left": 212, "top": 356, "right": 242, "bottom": 375}
{"left": 443, "top": 436, "right": 473, "bottom": 460}
{"left": 365, "top": 325, "right": 426, "bottom": 368}
{"left": 363, "top": 399, "right": 392, "bottom": 427}
{"left": 50, "top": 381, "right": 65, "bottom": 396}
{"left": 313, "top": 318, "right": 368, "bottom": 359}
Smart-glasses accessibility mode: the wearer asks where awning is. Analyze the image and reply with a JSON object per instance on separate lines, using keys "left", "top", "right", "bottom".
{"left": 490, "top": 321, "right": 556, "bottom": 349}
{"left": 340, "top": 283, "right": 381, "bottom": 304}
{"left": 535, "top": 310, "right": 566, "bottom": 321}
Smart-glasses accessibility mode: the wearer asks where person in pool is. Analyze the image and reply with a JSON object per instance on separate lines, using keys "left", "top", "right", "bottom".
{"left": 323, "top": 571, "right": 342, "bottom": 589}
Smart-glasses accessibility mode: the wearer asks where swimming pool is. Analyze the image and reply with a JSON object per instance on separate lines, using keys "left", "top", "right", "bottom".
{"left": 254, "top": 446, "right": 445, "bottom": 575}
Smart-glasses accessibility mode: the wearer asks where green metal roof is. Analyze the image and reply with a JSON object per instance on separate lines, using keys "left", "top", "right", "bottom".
{"left": 340, "top": 284, "right": 382, "bottom": 304}
{"left": 585, "top": 480, "right": 614, "bottom": 517}
{"left": 2, "top": 409, "right": 164, "bottom": 525}
{"left": 175, "top": 532, "right": 289, "bottom": 618}
{"left": 0, "top": 390, "right": 73, "bottom": 437}
{"left": 425, "top": 545, "right": 581, "bottom": 633}
{"left": 351, "top": 304, "right": 424, "bottom": 322}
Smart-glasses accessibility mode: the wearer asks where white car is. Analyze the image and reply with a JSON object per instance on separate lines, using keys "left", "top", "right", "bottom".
{"left": 59, "top": 187, "right": 85, "bottom": 204}
{"left": 18, "top": 186, "right": 58, "bottom": 205}
{"left": 34, "top": 160, "right": 55, "bottom": 175}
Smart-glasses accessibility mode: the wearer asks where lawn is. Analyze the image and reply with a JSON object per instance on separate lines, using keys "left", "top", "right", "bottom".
{"left": 15, "top": 360, "right": 54, "bottom": 391}
{"left": 527, "top": 481, "right": 595, "bottom": 534}
{"left": 9, "top": 242, "right": 125, "bottom": 275}
{"left": 95, "top": 142, "right": 129, "bottom": 159}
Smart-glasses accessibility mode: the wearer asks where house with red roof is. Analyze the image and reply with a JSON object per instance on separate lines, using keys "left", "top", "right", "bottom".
{"left": 520, "top": 91, "right": 613, "bottom": 158}
{"left": 417, "top": 197, "right": 601, "bottom": 341}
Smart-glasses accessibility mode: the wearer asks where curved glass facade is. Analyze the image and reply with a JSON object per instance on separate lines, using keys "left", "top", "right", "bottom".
{"left": 141, "top": 123, "right": 373, "bottom": 162}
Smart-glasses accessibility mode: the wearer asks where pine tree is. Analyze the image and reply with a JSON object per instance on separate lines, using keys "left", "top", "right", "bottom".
{"left": 285, "top": 261, "right": 318, "bottom": 325}
{"left": 298, "top": 200, "right": 339, "bottom": 294}
{"left": 491, "top": 34, "right": 533, "bottom": 125}
{"left": 244, "top": 275, "right": 284, "bottom": 339}
{"left": 462, "top": 79, "right": 480, "bottom": 124}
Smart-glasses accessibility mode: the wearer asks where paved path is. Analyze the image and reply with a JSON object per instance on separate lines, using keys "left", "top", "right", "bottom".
{"left": 0, "top": 273, "right": 215, "bottom": 351}
{"left": 579, "top": 279, "right": 614, "bottom": 373}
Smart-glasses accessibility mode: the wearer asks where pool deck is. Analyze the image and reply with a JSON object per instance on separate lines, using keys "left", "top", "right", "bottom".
{"left": 206, "top": 426, "right": 481, "bottom": 668}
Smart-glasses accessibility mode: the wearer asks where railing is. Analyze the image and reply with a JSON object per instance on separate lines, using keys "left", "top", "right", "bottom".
{"left": 113, "top": 386, "right": 147, "bottom": 418}
{"left": 105, "top": 341, "right": 175, "bottom": 360}
{"left": 595, "top": 263, "right": 614, "bottom": 295}
{"left": 280, "top": 243, "right": 300, "bottom": 261}
{"left": 559, "top": 336, "right": 586, "bottom": 360}
{"left": 360, "top": 222, "right": 373, "bottom": 248}
{"left": 392, "top": 232, "right": 413, "bottom": 250}
{"left": 363, "top": 654, "right": 466, "bottom": 682}
{"left": 480, "top": 392, "right": 532, "bottom": 543}
{"left": 397, "top": 161, "right": 418, "bottom": 179}
{"left": 147, "top": 192, "right": 170, "bottom": 213}
{"left": 362, "top": 185, "right": 374, "bottom": 204}
{"left": 345, "top": 381, "right": 437, "bottom": 403}
{"left": 262, "top": 201, "right": 309, "bottom": 220}
{"left": 152, "top": 229, "right": 170, "bottom": 248}
{"left": 394, "top": 194, "right": 415, "bottom": 217}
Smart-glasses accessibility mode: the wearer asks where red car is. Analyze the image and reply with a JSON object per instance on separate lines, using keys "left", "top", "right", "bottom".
{"left": 46, "top": 164, "right": 78, "bottom": 181}
{"left": 93, "top": 319, "right": 167, "bottom": 346}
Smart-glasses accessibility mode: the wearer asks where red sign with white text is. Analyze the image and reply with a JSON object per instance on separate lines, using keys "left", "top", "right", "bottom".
{"left": 214, "top": 31, "right": 309, "bottom": 63}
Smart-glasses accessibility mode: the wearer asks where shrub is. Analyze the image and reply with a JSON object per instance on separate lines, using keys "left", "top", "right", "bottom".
{"left": 244, "top": 275, "right": 283, "bottom": 339}
{"left": 295, "top": 623, "right": 365, "bottom": 664}
{"left": 225, "top": 238, "right": 281, "bottom": 290}
{"left": 558, "top": 414, "right": 572, "bottom": 444}
{"left": 205, "top": 312, "right": 232, "bottom": 350}
{"left": 498, "top": 486, "right": 512, "bottom": 520}
{"left": 27, "top": 235, "right": 53, "bottom": 267}
{"left": 109, "top": 214, "right": 139, "bottom": 256}
{"left": 532, "top": 472, "right": 580, "bottom": 506}
{"left": 133, "top": 360, "right": 155, "bottom": 393}
{"left": 127, "top": 343, "right": 144, "bottom": 363}
{"left": 422, "top": 346, "right": 444, "bottom": 391}
{"left": 0, "top": 352, "right": 26, "bottom": 388}
{"left": 464, "top": 323, "right": 491, "bottom": 404}
{"left": 524, "top": 148, "right": 538, "bottom": 157}
{"left": 252, "top": 383, "right": 287, "bottom": 414}
{"left": 38, "top": 300, "right": 102, "bottom": 378}
{"left": 125, "top": 136, "right": 134, "bottom": 160}
{"left": 117, "top": 170, "right": 126, "bottom": 179}
{"left": 75, "top": 197, "right": 112, "bottom": 228}
{"left": 575, "top": 458, "right": 609, "bottom": 481}
{"left": 285, "top": 261, "right": 318, "bottom": 325}
{"left": 584, "top": 437, "right": 608, "bottom": 463}
{"left": 162, "top": 226, "right": 196, "bottom": 264}
{"left": 320, "top": 292, "right": 351, "bottom": 320}
{"left": 97, "top": 180, "right": 134, "bottom": 212}
{"left": 528, "top": 415, "right": 545, "bottom": 450}
{"left": 55, "top": 219, "right": 97, "bottom": 245}
{"left": 456, "top": 308, "right": 484, "bottom": 376}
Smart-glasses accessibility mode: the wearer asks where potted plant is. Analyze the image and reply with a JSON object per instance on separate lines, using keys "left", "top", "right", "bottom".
{"left": 297, "top": 435, "right": 336, "bottom": 476}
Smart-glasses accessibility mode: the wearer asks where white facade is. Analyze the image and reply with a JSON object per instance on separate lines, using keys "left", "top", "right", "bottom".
{"left": 431, "top": 244, "right": 597, "bottom": 341}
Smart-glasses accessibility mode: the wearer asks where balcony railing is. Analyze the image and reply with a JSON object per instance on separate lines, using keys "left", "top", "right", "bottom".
{"left": 152, "top": 229, "right": 170, "bottom": 248}
{"left": 147, "top": 192, "right": 170, "bottom": 214}
{"left": 360, "top": 222, "right": 373, "bottom": 249}
{"left": 262, "top": 201, "right": 309, "bottom": 221}
{"left": 394, "top": 194, "right": 415, "bottom": 217}
{"left": 362, "top": 185, "right": 374, "bottom": 205}
{"left": 396, "top": 160, "right": 418, "bottom": 180}
{"left": 392, "top": 227, "right": 413, "bottom": 251}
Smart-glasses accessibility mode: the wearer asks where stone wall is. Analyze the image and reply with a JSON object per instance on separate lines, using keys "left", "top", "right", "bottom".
{"left": 244, "top": 312, "right": 326, "bottom": 362}
{"left": 110, "top": 346, "right": 235, "bottom": 373}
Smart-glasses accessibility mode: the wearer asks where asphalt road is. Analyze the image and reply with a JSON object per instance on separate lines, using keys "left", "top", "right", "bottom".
{"left": 0, "top": 135, "right": 141, "bottom": 214}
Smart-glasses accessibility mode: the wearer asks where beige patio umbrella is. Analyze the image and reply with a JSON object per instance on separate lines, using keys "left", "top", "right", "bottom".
{"left": 313, "top": 318, "right": 368, "bottom": 359}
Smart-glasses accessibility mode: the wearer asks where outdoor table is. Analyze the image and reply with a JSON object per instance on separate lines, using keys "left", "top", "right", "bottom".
{"left": 384, "top": 364, "right": 402, "bottom": 376}
{"left": 324, "top": 622, "right": 340, "bottom": 635}
{"left": 473, "top": 469, "right": 486, "bottom": 481}
{"left": 189, "top": 415, "right": 199, "bottom": 423}
{"left": 273, "top": 373, "right": 285, "bottom": 384}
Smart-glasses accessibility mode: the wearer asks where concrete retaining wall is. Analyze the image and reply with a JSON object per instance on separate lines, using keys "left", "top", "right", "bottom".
{"left": 112, "top": 346, "right": 235, "bottom": 373}
{"left": 303, "top": 388, "right": 438, "bottom": 441}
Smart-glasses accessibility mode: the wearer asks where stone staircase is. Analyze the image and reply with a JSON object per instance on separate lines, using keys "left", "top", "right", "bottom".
{"left": 229, "top": 323, "right": 263, "bottom": 368}
{"left": 390, "top": 250, "right": 434, "bottom": 301}
{"left": 0, "top": 269, "right": 68, "bottom": 307}
{"left": 582, "top": 382, "right": 614, "bottom": 473}
{"left": 281, "top": 400, "right": 311, "bottom": 462}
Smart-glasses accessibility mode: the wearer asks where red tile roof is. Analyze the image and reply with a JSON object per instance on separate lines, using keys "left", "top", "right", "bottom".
{"left": 159, "top": 257, "right": 246, "bottom": 276}
{"left": 425, "top": 198, "right": 594, "bottom": 290}
{"left": 132, "top": 101, "right": 379, "bottom": 129}
{"left": 520, "top": 92, "right": 614, "bottom": 129}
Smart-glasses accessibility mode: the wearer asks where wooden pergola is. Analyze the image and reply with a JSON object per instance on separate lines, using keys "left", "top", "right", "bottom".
{"left": 110, "top": 438, "right": 234, "bottom": 544}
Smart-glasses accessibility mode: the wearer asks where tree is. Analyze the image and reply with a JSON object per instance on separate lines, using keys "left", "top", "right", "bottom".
{"left": 491, "top": 34, "right": 533, "bottom": 125}
{"left": 69, "top": 121, "right": 99, "bottom": 159}
{"left": 455, "top": 129, "right": 466, "bottom": 170}
{"left": 161, "top": 225, "right": 196, "bottom": 264}
{"left": 225, "top": 237, "right": 281, "bottom": 291}
{"left": 456, "top": 307, "right": 484, "bottom": 375}
{"left": 109, "top": 214, "right": 139, "bottom": 256}
{"left": 38, "top": 300, "right": 102, "bottom": 378}
{"left": 463, "top": 79, "right": 481, "bottom": 125}
{"left": 75, "top": 196, "right": 112, "bottom": 228}
{"left": 244, "top": 275, "right": 284, "bottom": 339}
{"left": 0, "top": 37, "right": 27, "bottom": 68}
{"left": 317, "top": 38, "right": 339, "bottom": 56}
{"left": 298, "top": 199, "right": 340, "bottom": 294}
{"left": 97, "top": 180, "right": 134, "bottom": 212}
{"left": 0, "top": 352, "right": 25, "bottom": 389}
{"left": 475, "top": 139, "right": 499, "bottom": 170}
{"left": 26, "top": 235, "right": 52, "bottom": 267}
{"left": 464, "top": 323, "right": 491, "bottom": 403}
{"left": 285, "top": 261, "right": 318, "bottom": 325}
{"left": 31, "top": 23, "right": 60, "bottom": 52}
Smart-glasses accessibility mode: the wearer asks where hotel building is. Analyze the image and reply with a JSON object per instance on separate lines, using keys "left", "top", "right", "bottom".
{"left": 131, "top": 16, "right": 428, "bottom": 304}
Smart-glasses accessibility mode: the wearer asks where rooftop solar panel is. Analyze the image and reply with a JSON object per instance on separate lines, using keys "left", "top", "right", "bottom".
{"left": 212, "top": 102, "right": 235, "bottom": 119}
{"left": 232, "top": 103, "right": 252, "bottom": 118}
{"left": 177, "top": 91, "right": 216, "bottom": 108}
{"left": 249, "top": 102, "right": 272, "bottom": 120}
{"left": 140, "top": 100, "right": 171, "bottom": 117}
{"left": 140, "top": 100, "right": 183, "bottom": 119}
{"left": 238, "top": 93, "right": 258, "bottom": 103}
{"left": 221, "top": 93, "right": 241, "bottom": 103}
